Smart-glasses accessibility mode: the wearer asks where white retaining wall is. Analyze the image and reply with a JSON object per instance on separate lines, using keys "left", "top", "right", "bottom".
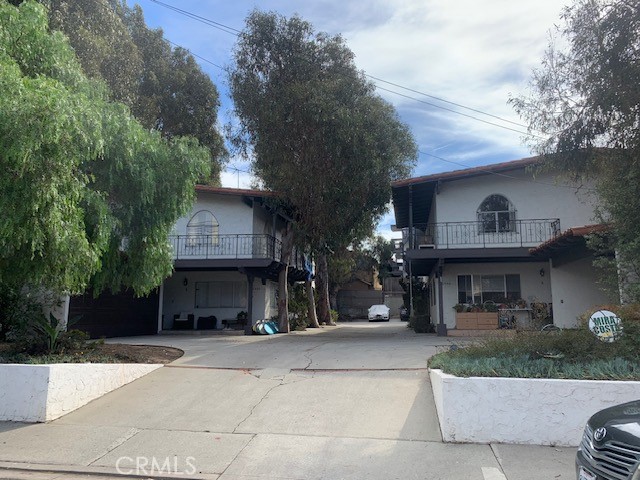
{"left": 430, "top": 369, "right": 640, "bottom": 446}
{"left": 0, "top": 363, "right": 162, "bottom": 422}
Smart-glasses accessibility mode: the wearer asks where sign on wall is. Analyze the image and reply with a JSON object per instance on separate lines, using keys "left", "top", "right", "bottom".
{"left": 588, "top": 310, "right": 623, "bottom": 342}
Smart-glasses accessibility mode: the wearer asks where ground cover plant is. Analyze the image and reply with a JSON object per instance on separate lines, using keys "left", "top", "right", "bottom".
{"left": 429, "top": 305, "right": 640, "bottom": 380}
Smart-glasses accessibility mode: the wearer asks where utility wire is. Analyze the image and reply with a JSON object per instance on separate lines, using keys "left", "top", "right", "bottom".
{"left": 143, "top": 0, "right": 539, "bottom": 138}
{"left": 375, "top": 85, "right": 538, "bottom": 138}
{"left": 164, "top": 39, "right": 225, "bottom": 70}
{"left": 147, "top": 0, "right": 241, "bottom": 35}
{"left": 147, "top": 2, "right": 587, "bottom": 191}
{"left": 366, "top": 74, "right": 529, "bottom": 129}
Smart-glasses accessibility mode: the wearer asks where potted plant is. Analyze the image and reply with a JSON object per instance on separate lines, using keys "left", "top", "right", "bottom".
{"left": 454, "top": 302, "right": 499, "bottom": 330}
{"left": 237, "top": 311, "right": 248, "bottom": 326}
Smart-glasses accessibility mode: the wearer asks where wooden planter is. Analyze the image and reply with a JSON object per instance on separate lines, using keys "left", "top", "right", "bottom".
{"left": 455, "top": 312, "right": 498, "bottom": 330}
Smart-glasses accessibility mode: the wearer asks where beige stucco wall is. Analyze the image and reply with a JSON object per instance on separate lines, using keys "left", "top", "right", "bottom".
{"left": 439, "top": 262, "right": 551, "bottom": 328}
{"left": 434, "top": 169, "right": 597, "bottom": 231}
{"left": 550, "top": 256, "right": 617, "bottom": 328}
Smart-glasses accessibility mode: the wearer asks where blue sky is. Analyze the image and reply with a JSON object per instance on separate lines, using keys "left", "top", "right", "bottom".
{"left": 132, "top": 0, "right": 571, "bottom": 238}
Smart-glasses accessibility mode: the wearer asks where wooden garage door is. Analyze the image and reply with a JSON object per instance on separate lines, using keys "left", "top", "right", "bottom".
{"left": 70, "top": 289, "right": 159, "bottom": 338}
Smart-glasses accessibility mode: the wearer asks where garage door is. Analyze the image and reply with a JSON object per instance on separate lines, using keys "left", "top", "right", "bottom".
{"left": 69, "top": 289, "right": 159, "bottom": 338}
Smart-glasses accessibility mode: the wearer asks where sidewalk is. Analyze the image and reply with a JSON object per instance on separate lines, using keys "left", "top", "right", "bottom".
{"left": 0, "top": 322, "right": 576, "bottom": 479}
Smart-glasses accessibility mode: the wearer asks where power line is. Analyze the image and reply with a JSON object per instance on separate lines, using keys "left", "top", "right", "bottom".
{"left": 375, "top": 85, "right": 538, "bottom": 138}
{"left": 147, "top": 0, "right": 241, "bottom": 35}
{"left": 365, "top": 74, "right": 529, "bottom": 129}
{"left": 142, "top": 0, "right": 539, "bottom": 138}
{"left": 147, "top": 2, "right": 585, "bottom": 192}
{"left": 164, "top": 38, "right": 225, "bottom": 70}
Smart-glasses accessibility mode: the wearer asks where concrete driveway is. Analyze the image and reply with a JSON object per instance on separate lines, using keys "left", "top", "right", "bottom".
{"left": 0, "top": 321, "right": 576, "bottom": 480}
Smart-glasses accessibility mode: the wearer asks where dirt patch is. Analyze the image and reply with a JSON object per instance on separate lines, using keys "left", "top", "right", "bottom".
{"left": 95, "top": 344, "right": 184, "bottom": 364}
{"left": 0, "top": 341, "right": 183, "bottom": 364}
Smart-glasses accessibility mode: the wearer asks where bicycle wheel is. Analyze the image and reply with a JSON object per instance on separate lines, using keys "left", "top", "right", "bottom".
{"left": 540, "top": 323, "right": 561, "bottom": 333}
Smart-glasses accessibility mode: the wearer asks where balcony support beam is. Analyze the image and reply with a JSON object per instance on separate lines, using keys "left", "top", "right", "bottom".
{"left": 245, "top": 274, "right": 254, "bottom": 336}
{"left": 408, "top": 185, "right": 414, "bottom": 317}
{"left": 436, "top": 259, "right": 447, "bottom": 337}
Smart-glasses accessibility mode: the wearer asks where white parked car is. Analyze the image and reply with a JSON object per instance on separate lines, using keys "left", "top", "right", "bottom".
{"left": 368, "top": 304, "right": 390, "bottom": 322}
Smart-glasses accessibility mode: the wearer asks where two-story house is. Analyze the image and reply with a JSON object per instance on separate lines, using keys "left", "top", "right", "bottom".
{"left": 70, "top": 186, "right": 312, "bottom": 337}
{"left": 391, "top": 156, "right": 616, "bottom": 335}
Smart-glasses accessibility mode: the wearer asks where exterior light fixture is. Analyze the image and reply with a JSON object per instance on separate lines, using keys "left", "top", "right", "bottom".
{"left": 539, "top": 268, "right": 545, "bottom": 277}
{"left": 183, "top": 277, "right": 189, "bottom": 286}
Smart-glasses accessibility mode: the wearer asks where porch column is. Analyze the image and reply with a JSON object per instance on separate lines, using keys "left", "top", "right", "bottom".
{"left": 408, "top": 185, "right": 414, "bottom": 317}
{"left": 436, "top": 261, "right": 447, "bottom": 336}
{"left": 245, "top": 275, "right": 254, "bottom": 335}
{"left": 157, "top": 282, "right": 164, "bottom": 333}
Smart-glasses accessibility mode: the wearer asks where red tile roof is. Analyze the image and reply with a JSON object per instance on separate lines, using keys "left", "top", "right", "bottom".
{"left": 195, "top": 185, "right": 276, "bottom": 198}
{"left": 529, "top": 224, "right": 609, "bottom": 256}
{"left": 392, "top": 156, "right": 541, "bottom": 187}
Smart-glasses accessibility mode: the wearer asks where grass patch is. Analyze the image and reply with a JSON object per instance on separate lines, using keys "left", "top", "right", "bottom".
{"left": 429, "top": 320, "right": 640, "bottom": 380}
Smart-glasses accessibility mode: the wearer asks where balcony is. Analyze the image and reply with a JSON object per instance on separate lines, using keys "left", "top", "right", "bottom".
{"left": 405, "top": 219, "right": 561, "bottom": 250}
{"left": 169, "top": 234, "right": 308, "bottom": 271}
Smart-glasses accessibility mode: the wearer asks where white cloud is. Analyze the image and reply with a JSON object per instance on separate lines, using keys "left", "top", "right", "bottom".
{"left": 220, "top": 167, "right": 254, "bottom": 189}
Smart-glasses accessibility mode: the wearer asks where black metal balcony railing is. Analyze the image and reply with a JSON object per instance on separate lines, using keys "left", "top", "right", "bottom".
{"left": 404, "top": 219, "right": 561, "bottom": 249}
{"left": 170, "top": 234, "right": 282, "bottom": 260}
{"left": 169, "top": 234, "right": 307, "bottom": 271}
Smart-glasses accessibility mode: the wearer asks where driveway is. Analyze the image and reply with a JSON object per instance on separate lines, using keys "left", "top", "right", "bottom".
{"left": 0, "top": 321, "right": 575, "bottom": 480}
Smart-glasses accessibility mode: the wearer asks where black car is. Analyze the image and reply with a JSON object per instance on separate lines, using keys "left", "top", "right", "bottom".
{"left": 576, "top": 400, "right": 640, "bottom": 480}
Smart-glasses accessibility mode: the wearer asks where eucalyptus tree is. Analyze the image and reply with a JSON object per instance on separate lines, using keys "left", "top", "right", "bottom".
{"left": 511, "top": 0, "right": 640, "bottom": 300}
{"left": 229, "top": 10, "right": 416, "bottom": 328}
{"left": 0, "top": 0, "right": 209, "bottom": 295}
{"left": 40, "top": 0, "right": 226, "bottom": 184}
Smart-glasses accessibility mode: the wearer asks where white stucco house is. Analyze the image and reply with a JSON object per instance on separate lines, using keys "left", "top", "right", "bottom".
{"left": 391, "top": 156, "right": 616, "bottom": 335}
{"left": 70, "top": 186, "right": 311, "bottom": 337}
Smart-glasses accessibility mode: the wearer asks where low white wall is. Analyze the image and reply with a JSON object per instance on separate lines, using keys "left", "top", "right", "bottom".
{"left": 0, "top": 363, "right": 162, "bottom": 422}
{"left": 430, "top": 369, "right": 640, "bottom": 446}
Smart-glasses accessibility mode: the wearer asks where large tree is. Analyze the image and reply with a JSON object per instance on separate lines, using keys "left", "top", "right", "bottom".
{"left": 229, "top": 10, "right": 416, "bottom": 329}
{"left": 511, "top": 0, "right": 640, "bottom": 300}
{"left": 40, "top": 0, "right": 226, "bottom": 184}
{"left": 0, "top": 0, "right": 209, "bottom": 295}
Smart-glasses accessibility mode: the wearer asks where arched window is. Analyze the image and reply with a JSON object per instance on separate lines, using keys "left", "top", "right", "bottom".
{"left": 477, "top": 194, "right": 515, "bottom": 233}
{"left": 187, "top": 210, "right": 219, "bottom": 245}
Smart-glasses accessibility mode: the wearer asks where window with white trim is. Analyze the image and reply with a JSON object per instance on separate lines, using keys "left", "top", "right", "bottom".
{"left": 477, "top": 194, "right": 515, "bottom": 233}
{"left": 195, "top": 281, "right": 247, "bottom": 308}
{"left": 457, "top": 274, "right": 521, "bottom": 303}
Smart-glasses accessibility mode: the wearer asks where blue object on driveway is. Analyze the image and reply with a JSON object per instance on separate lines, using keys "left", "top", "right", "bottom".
{"left": 253, "top": 319, "right": 280, "bottom": 335}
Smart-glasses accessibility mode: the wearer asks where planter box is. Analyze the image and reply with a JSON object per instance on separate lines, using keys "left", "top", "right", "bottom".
{"left": 0, "top": 363, "right": 162, "bottom": 422}
{"left": 430, "top": 369, "right": 640, "bottom": 446}
{"left": 455, "top": 312, "right": 498, "bottom": 330}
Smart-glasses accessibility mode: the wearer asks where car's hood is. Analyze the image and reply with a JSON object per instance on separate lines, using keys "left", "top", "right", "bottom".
{"left": 588, "top": 400, "right": 640, "bottom": 446}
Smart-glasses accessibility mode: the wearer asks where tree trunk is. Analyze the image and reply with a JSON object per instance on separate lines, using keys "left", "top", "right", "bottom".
{"left": 305, "top": 279, "right": 320, "bottom": 328}
{"left": 278, "top": 224, "right": 294, "bottom": 333}
{"left": 316, "top": 252, "right": 334, "bottom": 325}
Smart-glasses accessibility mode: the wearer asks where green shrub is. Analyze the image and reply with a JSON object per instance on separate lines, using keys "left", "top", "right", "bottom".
{"left": 288, "top": 284, "right": 309, "bottom": 330}
{"left": 56, "top": 329, "right": 92, "bottom": 353}
{"left": 0, "top": 285, "right": 52, "bottom": 343}
{"left": 330, "top": 309, "right": 339, "bottom": 324}
{"left": 429, "top": 309, "right": 640, "bottom": 379}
